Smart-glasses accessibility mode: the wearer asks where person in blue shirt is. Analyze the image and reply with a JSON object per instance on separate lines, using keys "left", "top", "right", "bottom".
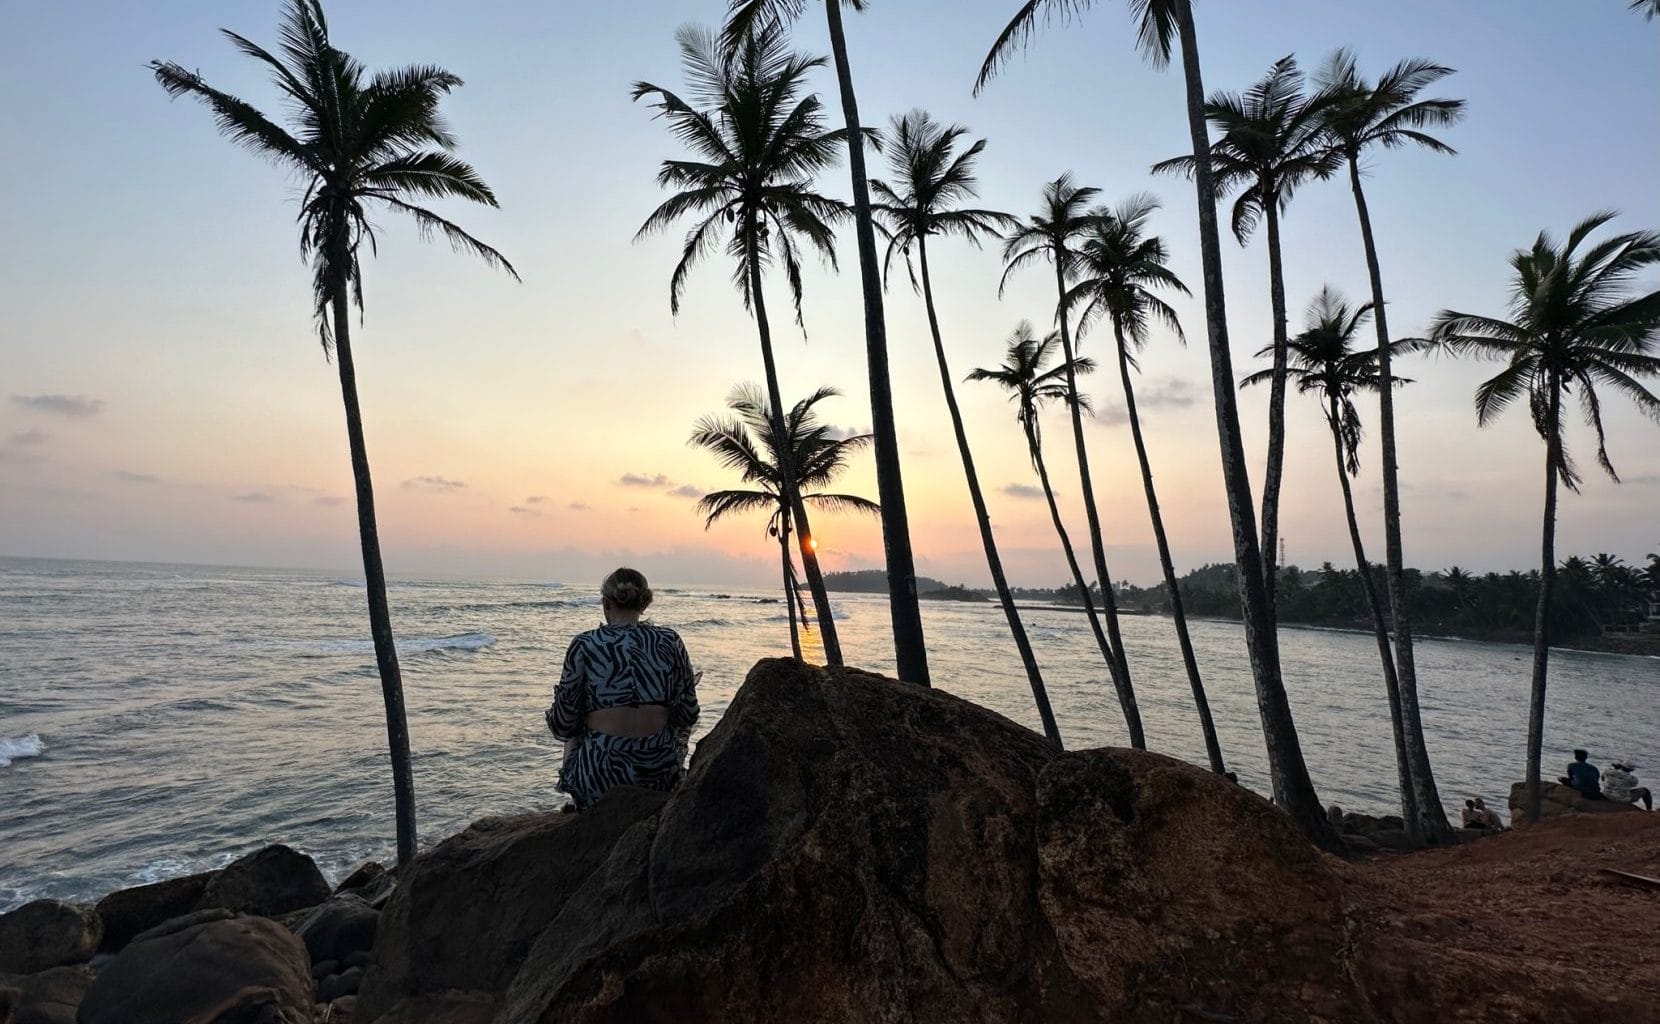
{"left": 1558, "top": 748, "right": 1604, "bottom": 799}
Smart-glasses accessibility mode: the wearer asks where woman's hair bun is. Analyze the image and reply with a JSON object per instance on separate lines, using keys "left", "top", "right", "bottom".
{"left": 601, "top": 567, "right": 653, "bottom": 611}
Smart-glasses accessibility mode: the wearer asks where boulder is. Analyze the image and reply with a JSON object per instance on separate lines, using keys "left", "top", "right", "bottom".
{"left": 354, "top": 786, "right": 668, "bottom": 1021}
{"left": 1508, "top": 781, "right": 1641, "bottom": 826}
{"left": 195, "top": 844, "right": 330, "bottom": 917}
{"left": 0, "top": 900, "right": 101, "bottom": 974}
{"left": 333, "top": 861, "right": 386, "bottom": 897}
{"left": 0, "top": 965, "right": 92, "bottom": 1024}
{"left": 317, "top": 965, "right": 364, "bottom": 1002}
{"left": 371, "top": 990, "right": 496, "bottom": 1024}
{"left": 94, "top": 871, "right": 212, "bottom": 952}
{"left": 77, "top": 909, "right": 313, "bottom": 1024}
{"left": 292, "top": 894, "right": 378, "bottom": 965}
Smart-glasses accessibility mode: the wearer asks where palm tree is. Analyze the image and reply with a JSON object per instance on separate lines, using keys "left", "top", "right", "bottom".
{"left": 977, "top": 0, "right": 1337, "bottom": 849}
{"left": 633, "top": 23, "right": 851, "bottom": 666}
{"left": 1315, "top": 48, "right": 1464, "bottom": 842}
{"left": 1002, "top": 177, "right": 1144, "bottom": 749}
{"left": 1153, "top": 56, "right": 1334, "bottom": 607}
{"left": 1430, "top": 212, "right": 1660, "bottom": 821}
{"left": 151, "top": 0, "right": 517, "bottom": 865}
{"left": 691, "top": 384, "right": 881, "bottom": 659}
{"left": 1243, "top": 286, "right": 1425, "bottom": 825}
{"left": 1632, "top": 0, "right": 1660, "bottom": 19}
{"left": 969, "top": 325, "right": 1129, "bottom": 736}
{"left": 725, "top": 0, "right": 930, "bottom": 684}
{"left": 1445, "top": 566, "right": 1475, "bottom": 608}
{"left": 870, "top": 112, "right": 1060, "bottom": 744}
{"left": 1065, "top": 195, "right": 1224, "bottom": 773}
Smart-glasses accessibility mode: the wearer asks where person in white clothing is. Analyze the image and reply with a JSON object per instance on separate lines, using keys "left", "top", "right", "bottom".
{"left": 1602, "top": 759, "right": 1653, "bottom": 811}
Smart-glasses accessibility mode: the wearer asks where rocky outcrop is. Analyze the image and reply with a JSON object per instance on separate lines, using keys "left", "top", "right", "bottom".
{"left": 0, "top": 965, "right": 92, "bottom": 1024}
{"left": 77, "top": 909, "right": 313, "bottom": 1024}
{"left": 94, "top": 871, "right": 212, "bottom": 953}
{"left": 195, "top": 844, "right": 331, "bottom": 917}
{"left": 0, "top": 900, "right": 100, "bottom": 975}
{"left": 1508, "top": 781, "right": 1641, "bottom": 825}
{"left": 294, "top": 894, "right": 379, "bottom": 966}
{"left": 355, "top": 787, "right": 668, "bottom": 1022}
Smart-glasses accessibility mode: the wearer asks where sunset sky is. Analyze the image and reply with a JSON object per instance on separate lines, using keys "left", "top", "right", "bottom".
{"left": 3, "top": 0, "right": 1657, "bottom": 588}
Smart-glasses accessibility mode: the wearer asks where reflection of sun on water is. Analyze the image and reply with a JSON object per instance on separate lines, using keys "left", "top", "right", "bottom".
{"left": 798, "top": 614, "right": 824, "bottom": 666}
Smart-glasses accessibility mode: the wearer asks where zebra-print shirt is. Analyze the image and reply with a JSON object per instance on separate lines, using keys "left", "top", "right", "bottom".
{"left": 546, "top": 622, "right": 699, "bottom": 739}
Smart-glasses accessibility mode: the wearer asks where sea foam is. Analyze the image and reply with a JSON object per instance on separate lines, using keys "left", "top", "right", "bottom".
{"left": 0, "top": 733, "right": 45, "bottom": 768}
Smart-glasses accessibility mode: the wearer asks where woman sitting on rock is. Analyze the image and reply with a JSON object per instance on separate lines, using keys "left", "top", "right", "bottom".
{"left": 545, "top": 567, "right": 700, "bottom": 810}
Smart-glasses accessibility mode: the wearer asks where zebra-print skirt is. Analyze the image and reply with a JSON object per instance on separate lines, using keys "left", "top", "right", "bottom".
{"left": 557, "top": 727, "right": 684, "bottom": 810}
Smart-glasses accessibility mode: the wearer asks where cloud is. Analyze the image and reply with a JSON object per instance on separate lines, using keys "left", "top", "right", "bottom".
{"left": 509, "top": 505, "right": 542, "bottom": 517}
{"left": 823, "top": 424, "right": 869, "bottom": 441}
{"left": 1095, "top": 378, "right": 1195, "bottom": 427}
{"left": 403, "top": 475, "right": 467, "bottom": 492}
{"left": 618, "top": 472, "right": 671, "bottom": 488}
{"left": 525, "top": 495, "right": 548, "bottom": 504}
{"left": 314, "top": 495, "right": 345, "bottom": 507}
{"left": 10, "top": 429, "right": 50, "bottom": 447}
{"left": 230, "top": 492, "right": 275, "bottom": 503}
{"left": 568, "top": 502, "right": 592, "bottom": 511}
{"left": 12, "top": 394, "right": 105, "bottom": 418}
{"left": 667, "top": 484, "right": 705, "bottom": 499}
{"left": 1000, "top": 483, "right": 1045, "bottom": 500}
{"left": 110, "top": 469, "right": 162, "bottom": 484}
{"left": 0, "top": 448, "right": 44, "bottom": 464}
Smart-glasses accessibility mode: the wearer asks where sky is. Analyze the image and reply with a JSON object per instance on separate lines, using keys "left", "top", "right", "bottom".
{"left": 2, "top": 0, "right": 1657, "bottom": 588}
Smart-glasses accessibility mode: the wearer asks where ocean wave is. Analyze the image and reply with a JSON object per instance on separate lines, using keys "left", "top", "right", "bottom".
{"left": 303, "top": 632, "right": 498, "bottom": 657}
{"left": 0, "top": 733, "right": 45, "bottom": 768}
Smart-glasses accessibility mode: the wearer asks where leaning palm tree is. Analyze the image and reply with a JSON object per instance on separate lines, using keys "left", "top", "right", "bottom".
{"left": 691, "top": 384, "right": 881, "bottom": 660}
{"left": 869, "top": 111, "right": 1060, "bottom": 745}
{"left": 151, "top": 0, "right": 517, "bottom": 865}
{"left": 1632, "top": 0, "right": 1660, "bottom": 19}
{"left": 1316, "top": 48, "right": 1464, "bottom": 841}
{"left": 633, "top": 23, "right": 851, "bottom": 665}
{"left": 1429, "top": 212, "right": 1660, "bottom": 823}
{"left": 1153, "top": 55, "right": 1335, "bottom": 606}
{"left": 969, "top": 325, "right": 1127, "bottom": 739}
{"left": 977, "top": 0, "right": 1336, "bottom": 848}
{"left": 1244, "top": 286, "right": 1425, "bottom": 825}
{"left": 1067, "top": 195, "right": 1224, "bottom": 773}
{"left": 1002, "top": 176, "right": 1144, "bottom": 749}
{"left": 725, "top": 0, "right": 930, "bottom": 684}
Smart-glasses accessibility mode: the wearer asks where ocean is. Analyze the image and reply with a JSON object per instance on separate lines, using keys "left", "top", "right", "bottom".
{"left": 1, "top": 555, "right": 1654, "bottom": 912}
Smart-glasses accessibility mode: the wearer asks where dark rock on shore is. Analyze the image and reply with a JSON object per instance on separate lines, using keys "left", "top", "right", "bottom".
{"left": 78, "top": 908, "right": 313, "bottom": 1024}
{"left": 294, "top": 893, "right": 379, "bottom": 965}
{"left": 0, "top": 900, "right": 100, "bottom": 975}
{"left": 196, "top": 843, "right": 331, "bottom": 917}
{"left": 0, "top": 965, "right": 92, "bottom": 1024}
{"left": 93, "top": 871, "right": 212, "bottom": 953}
{"left": 1508, "top": 780, "right": 1641, "bottom": 826}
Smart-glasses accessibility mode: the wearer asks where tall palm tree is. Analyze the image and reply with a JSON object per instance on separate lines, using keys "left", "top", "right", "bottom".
{"left": 1315, "top": 48, "right": 1464, "bottom": 842}
{"left": 1243, "top": 286, "right": 1424, "bottom": 824}
{"left": 969, "top": 325, "right": 1127, "bottom": 734}
{"left": 1632, "top": 0, "right": 1660, "bottom": 20}
{"left": 1429, "top": 212, "right": 1660, "bottom": 822}
{"left": 1067, "top": 195, "right": 1224, "bottom": 773}
{"left": 151, "top": 0, "right": 517, "bottom": 865}
{"left": 1445, "top": 566, "right": 1475, "bottom": 608}
{"left": 691, "top": 384, "right": 881, "bottom": 659}
{"left": 870, "top": 112, "right": 1060, "bottom": 744}
{"left": 725, "top": 0, "right": 930, "bottom": 684}
{"left": 977, "top": 0, "right": 1337, "bottom": 849}
{"left": 1002, "top": 176, "right": 1144, "bottom": 749}
{"left": 633, "top": 23, "right": 851, "bottom": 666}
{"left": 1153, "top": 56, "right": 1334, "bottom": 606}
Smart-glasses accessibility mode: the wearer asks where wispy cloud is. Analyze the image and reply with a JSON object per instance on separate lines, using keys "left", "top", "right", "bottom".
{"left": 824, "top": 424, "right": 869, "bottom": 441}
{"left": 668, "top": 484, "right": 704, "bottom": 498}
{"left": 509, "top": 505, "right": 542, "bottom": 517}
{"left": 10, "top": 429, "right": 50, "bottom": 447}
{"left": 403, "top": 475, "right": 467, "bottom": 492}
{"left": 1000, "top": 483, "right": 1045, "bottom": 500}
{"left": 110, "top": 469, "right": 161, "bottom": 484}
{"left": 524, "top": 495, "right": 548, "bottom": 504}
{"left": 12, "top": 394, "right": 106, "bottom": 418}
{"left": 1095, "top": 378, "right": 1195, "bottom": 427}
{"left": 314, "top": 495, "right": 345, "bottom": 507}
{"left": 569, "top": 501, "right": 592, "bottom": 511}
{"left": 0, "top": 448, "right": 44, "bottom": 464}
{"left": 618, "top": 472, "right": 672, "bottom": 488}
{"left": 230, "top": 492, "right": 275, "bottom": 503}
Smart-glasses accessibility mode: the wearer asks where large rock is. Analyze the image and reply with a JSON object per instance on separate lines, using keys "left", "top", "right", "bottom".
{"left": 0, "top": 965, "right": 92, "bottom": 1024}
{"left": 94, "top": 871, "right": 212, "bottom": 953}
{"left": 77, "top": 909, "right": 313, "bottom": 1024}
{"left": 195, "top": 844, "right": 330, "bottom": 917}
{"left": 354, "top": 787, "right": 668, "bottom": 1020}
{"left": 292, "top": 894, "right": 378, "bottom": 965}
{"left": 1508, "top": 781, "right": 1642, "bottom": 826}
{"left": 0, "top": 900, "right": 100, "bottom": 974}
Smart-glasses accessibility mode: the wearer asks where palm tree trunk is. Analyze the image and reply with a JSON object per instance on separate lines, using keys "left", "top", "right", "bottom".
{"left": 1327, "top": 400, "right": 1416, "bottom": 827}
{"left": 1117, "top": 322, "right": 1223, "bottom": 772}
{"left": 780, "top": 511, "right": 803, "bottom": 660}
{"left": 918, "top": 238, "right": 1060, "bottom": 746}
{"left": 1026, "top": 422, "right": 1122, "bottom": 710}
{"left": 329, "top": 277, "right": 417, "bottom": 867}
{"left": 1052, "top": 261, "right": 1144, "bottom": 748}
{"left": 1260, "top": 192, "right": 1289, "bottom": 610}
{"left": 747, "top": 232, "right": 844, "bottom": 666}
{"left": 1345, "top": 156, "right": 1451, "bottom": 840}
{"left": 1173, "top": 1, "right": 1337, "bottom": 850}
{"left": 824, "top": 0, "right": 929, "bottom": 684}
{"left": 1525, "top": 384, "right": 1562, "bottom": 823}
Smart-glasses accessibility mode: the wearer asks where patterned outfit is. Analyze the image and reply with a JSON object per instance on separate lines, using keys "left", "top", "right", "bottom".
{"left": 546, "top": 622, "right": 699, "bottom": 809}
